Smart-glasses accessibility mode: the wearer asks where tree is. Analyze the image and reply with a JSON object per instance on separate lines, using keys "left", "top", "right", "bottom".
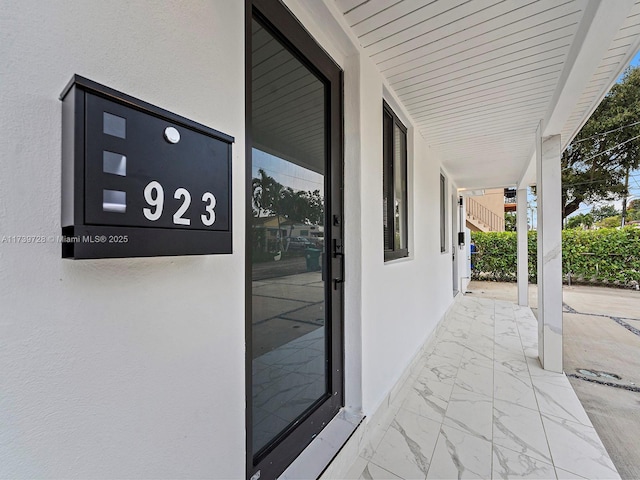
{"left": 252, "top": 168, "right": 282, "bottom": 218}
{"left": 504, "top": 212, "right": 516, "bottom": 231}
{"left": 280, "top": 188, "right": 324, "bottom": 238}
{"left": 628, "top": 199, "right": 640, "bottom": 221}
{"left": 252, "top": 168, "right": 285, "bottom": 250}
{"left": 566, "top": 213, "right": 594, "bottom": 229}
{"left": 597, "top": 216, "right": 622, "bottom": 228}
{"left": 279, "top": 188, "right": 324, "bottom": 226}
{"left": 251, "top": 169, "right": 324, "bottom": 251}
{"left": 591, "top": 205, "right": 619, "bottom": 222}
{"left": 562, "top": 66, "right": 640, "bottom": 220}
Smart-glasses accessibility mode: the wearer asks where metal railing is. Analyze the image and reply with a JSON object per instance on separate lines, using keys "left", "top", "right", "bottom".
{"left": 466, "top": 197, "right": 505, "bottom": 231}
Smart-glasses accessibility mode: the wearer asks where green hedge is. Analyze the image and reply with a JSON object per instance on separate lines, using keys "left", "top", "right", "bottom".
{"left": 471, "top": 227, "right": 640, "bottom": 287}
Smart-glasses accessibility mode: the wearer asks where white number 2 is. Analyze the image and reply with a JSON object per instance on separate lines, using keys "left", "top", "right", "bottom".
{"left": 143, "top": 181, "right": 164, "bottom": 221}
{"left": 201, "top": 192, "right": 216, "bottom": 226}
{"left": 173, "top": 188, "right": 191, "bottom": 225}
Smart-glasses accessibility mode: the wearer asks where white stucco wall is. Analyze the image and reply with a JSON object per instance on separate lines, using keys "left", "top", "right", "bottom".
{"left": 1, "top": 0, "right": 458, "bottom": 477}
{"left": 289, "top": 1, "right": 457, "bottom": 416}
{"left": 358, "top": 78, "right": 455, "bottom": 414}
{"left": 0, "top": 2, "right": 245, "bottom": 478}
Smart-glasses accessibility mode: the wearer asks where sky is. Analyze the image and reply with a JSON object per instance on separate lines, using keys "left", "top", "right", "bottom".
{"left": 251, "top": 148, "right": 324, "bottom": 204}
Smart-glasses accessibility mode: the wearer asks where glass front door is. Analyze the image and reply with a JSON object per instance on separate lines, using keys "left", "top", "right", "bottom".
{"left": 246, "top": 2, "right": 343, "bottom": 479}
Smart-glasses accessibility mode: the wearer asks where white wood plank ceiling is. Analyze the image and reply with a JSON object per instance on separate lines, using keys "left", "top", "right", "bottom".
{"left": 335, "top": 0, "right": 640, "bottom": 189}
{"left": 252, "top": 20, "right": 326, "bottom": 174}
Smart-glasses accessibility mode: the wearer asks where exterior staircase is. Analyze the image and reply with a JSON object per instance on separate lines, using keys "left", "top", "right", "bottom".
{"left": 466, "top": 196, "right": 505, "bottom": 232}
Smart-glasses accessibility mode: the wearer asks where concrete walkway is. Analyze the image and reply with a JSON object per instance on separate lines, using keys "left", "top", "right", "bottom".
{"left": 467, "top": 281, "right": 640, "bottom": 480}
{"left": 342, "top": 294, "right": 618, "bottom": 479}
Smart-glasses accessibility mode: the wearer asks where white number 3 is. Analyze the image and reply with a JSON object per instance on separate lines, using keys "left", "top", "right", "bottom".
{"left": 201, "top": 192, "right": 216, "bottom": 226}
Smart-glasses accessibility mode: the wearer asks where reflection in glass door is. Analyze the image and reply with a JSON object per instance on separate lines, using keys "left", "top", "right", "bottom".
{"left": 247, "top": 2, "right": 343, "bottom": 479}
{"left": 251, "top": 16, "right": 327, "bottom": 453}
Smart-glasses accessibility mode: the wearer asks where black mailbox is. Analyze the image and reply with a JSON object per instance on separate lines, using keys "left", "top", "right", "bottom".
{"left": 60, "top": 75, "right": 233, "bottom": 259}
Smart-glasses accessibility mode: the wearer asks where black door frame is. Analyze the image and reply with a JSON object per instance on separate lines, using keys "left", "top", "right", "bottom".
{"left": 244, "top": 1, "right": 344, "bottom": 479}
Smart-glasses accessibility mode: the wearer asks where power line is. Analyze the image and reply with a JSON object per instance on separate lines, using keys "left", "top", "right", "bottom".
{"left": 562, "top": 133, "right": 640, "bottom": 172}
{"left": 571, "top": 120, "right": 640, "bottom": 144}
{"left": 563, "top": 172, "right": 640, "bottom": 188}
{"left": 568, "top": 205, "right": 594, "bottom": 214}
{"left": 567, "top": 172, "right": 640, "bottom": 181}
{"left": 576, "top": 133, "right": 640, "bottom": 165}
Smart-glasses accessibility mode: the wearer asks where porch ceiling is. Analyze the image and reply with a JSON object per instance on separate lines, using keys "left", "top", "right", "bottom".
{"left": 334, "top": 0, "right": 640, "bottom": 190}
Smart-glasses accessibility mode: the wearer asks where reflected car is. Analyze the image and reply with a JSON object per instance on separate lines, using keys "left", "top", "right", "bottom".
{"left": 310, "top": 236, "right": 324, "bottom": 248}
{"left": 286, "top": 236, "right": 314, "bottom": 250}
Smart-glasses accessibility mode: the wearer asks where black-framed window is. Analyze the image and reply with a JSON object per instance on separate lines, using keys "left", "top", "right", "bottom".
{"left": 383, "top": 102, "right": 408, "bottom": 261}
{"left": 440, "top": 173, "right": 446, "bottom": 253}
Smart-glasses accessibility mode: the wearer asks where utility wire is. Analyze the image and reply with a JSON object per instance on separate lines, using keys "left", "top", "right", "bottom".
{"left": 563, "top": 173, "right": 640, "bottom": 188}
{"left": 563, "top": 133, "right": 640, "bottom": 171}
{"left": 581, "top": 133, "right": 640, "bottom": 163}
{"left": 571, "top": 120, "right": 640, "bottom": 144}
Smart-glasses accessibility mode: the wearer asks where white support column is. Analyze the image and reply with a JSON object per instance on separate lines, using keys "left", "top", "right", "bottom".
{"left": 516, "top": 187, "right": 528, "bottom": 306}
{"left": 536, "top": 134, "right": 563, "bottom": 373}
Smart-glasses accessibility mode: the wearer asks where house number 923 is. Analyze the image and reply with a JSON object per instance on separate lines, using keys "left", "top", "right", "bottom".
{"left": 143, "top": 181, "right": 216, "bottom": 226}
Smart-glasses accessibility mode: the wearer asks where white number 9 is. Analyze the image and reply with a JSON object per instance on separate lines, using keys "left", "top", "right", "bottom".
{"left": 201, "top": 192, "right": 216, "bottom": 226}
{"left": 143, "top": 181, "right": 164, "bottom": 221}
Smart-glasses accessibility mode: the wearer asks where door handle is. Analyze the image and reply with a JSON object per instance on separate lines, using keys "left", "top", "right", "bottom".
{"left": 332, "top": 238, "right": 343, "bottom": 258}
{"left": 332, "top": 238, "right": 344, "bottom": 289}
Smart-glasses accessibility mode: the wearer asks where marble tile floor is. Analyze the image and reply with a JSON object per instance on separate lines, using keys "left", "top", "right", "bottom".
{"left": 251, "top": 271, "right": 328, "bottom": 453}
{"left": 343, "top": 295, "right": 620, "bottom": 480}
{"left": 253, "top": 326, "right": 326, "bottom": 453}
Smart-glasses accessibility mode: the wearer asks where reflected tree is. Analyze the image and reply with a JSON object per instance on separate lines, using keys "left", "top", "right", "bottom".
{"left": 252, "top": 169, "right": 324, "bottom": 252}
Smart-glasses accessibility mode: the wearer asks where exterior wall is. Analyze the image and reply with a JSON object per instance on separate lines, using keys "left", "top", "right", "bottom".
{"left": 466, "top": 188, "right": 506, "bottom": 232}
{"left": 478, "top": 188, "right": 507, "bottom": 216}
{"left": 1, "top": 0, "right": 458, "bottom": 477}
{"left": 357, "top": 54, "right": 454, "bottom": 415}
{"left": 0, "top": 2, "right": 246, "bottom": 478}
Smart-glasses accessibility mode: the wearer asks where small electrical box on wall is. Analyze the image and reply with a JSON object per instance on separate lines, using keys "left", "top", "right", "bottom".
{"left": 457, "top": 196, "right": 465, "bottom": 246}
{"left": 60, "top": 75, "right": 233, "bottom": 259}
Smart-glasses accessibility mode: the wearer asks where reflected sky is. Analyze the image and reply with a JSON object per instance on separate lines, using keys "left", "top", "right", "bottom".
{"left": 252, "top": 149, "right": 323, "bottom": 195}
